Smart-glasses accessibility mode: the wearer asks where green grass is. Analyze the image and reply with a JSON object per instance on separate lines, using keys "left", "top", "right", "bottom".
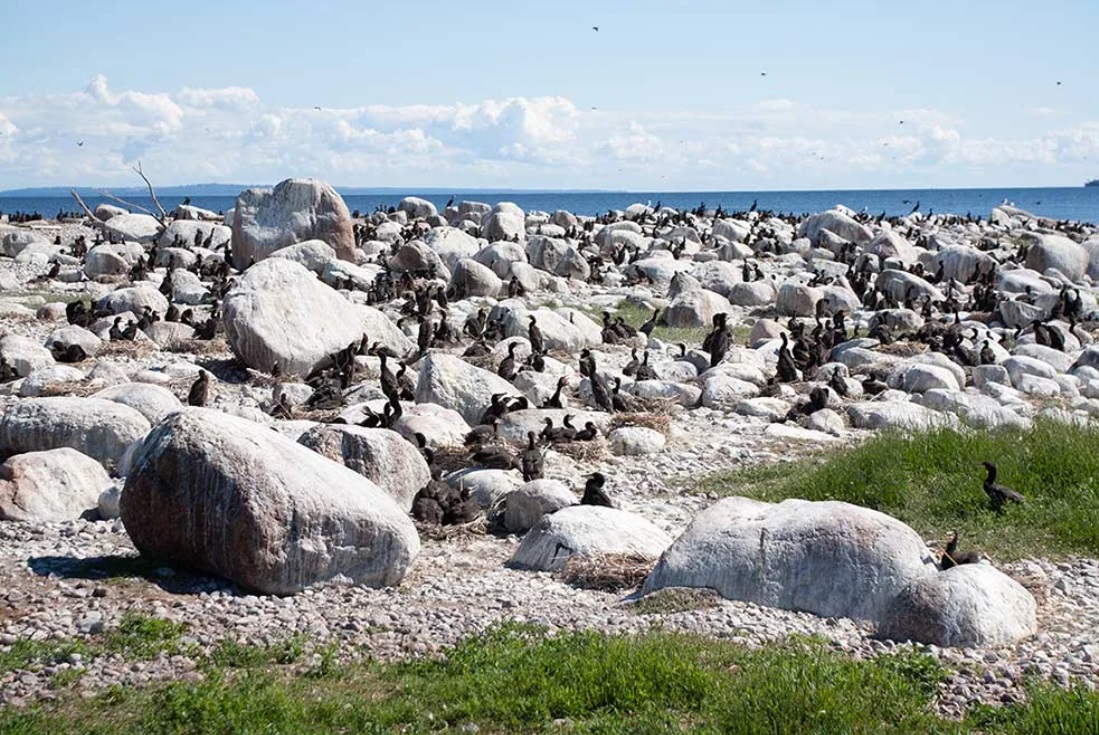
{"left": 101, "top": 613, "right": 189, "bottom": 660}
{"left": 695, "top": 420, "right": 1099, "bottom": 559}
{"left": 0, "top": 639, "right": 92, "bottom": 677}
{"left": 2, "top": 625, "right": 1097, "bottom": 734}
{"left": 615, "top": 300, "right": 754, "bottom": 347}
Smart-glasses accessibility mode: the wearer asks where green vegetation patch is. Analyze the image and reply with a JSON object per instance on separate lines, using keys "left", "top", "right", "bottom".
{"left": 695, "top": 420, "right": 1099, "bottom": 559}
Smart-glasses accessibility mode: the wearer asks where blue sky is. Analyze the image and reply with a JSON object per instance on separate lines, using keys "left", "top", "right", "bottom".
{"left": 1, "top": 0, "right": 1096, "bottom": 190}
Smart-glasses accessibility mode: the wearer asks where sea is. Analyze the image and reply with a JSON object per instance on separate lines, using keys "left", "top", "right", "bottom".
{"left": 1, "top": 186, "right": 1097, "bottom": 224}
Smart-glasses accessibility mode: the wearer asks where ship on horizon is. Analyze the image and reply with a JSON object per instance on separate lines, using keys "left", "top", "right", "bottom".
{"left": 1087, "top": 179, "right": 1099, "bottom": 187}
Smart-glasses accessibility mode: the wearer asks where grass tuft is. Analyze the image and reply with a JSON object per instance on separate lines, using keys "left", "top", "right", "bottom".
{"left": 695, "top": 420, "right": 1099, "bottom": 559}
{"left": 1, "top": 625, "right": 1098, "bottom": 733}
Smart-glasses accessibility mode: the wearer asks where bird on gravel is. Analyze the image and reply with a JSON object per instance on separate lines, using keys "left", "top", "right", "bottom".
{"left": 981, "top": 461, "right": 1025, "bottom": 513}
{"left": 188, "top": 370, "right": 211, "bottom": 407}
{"left": 520, "top": 431, "right": 544, "bottom": 481}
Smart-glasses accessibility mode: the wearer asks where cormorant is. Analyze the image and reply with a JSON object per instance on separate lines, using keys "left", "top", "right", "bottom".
{"left": 528, "top": 316, "right": 545, "bottom": 355}
{"left": 497, "top": 342, "right": 519, "bottom": 380}
{"left": 574, "top": 421, "right": 598, "bottom": 441}
{"left": 520, "top": 431, "right": 544, "bottom": 481}
{"left": 981, "top": 461, "right": 1025, "bottom": 512}
{"left": 635, "top": 350, "right": 656, "bottom": 380}
{"left": 580, "top": 472, "right": 613, "bottom": 507}
{"left": 639, "top": 308, "right": 661, "bottom": 336}
{"left": 188, "top": 370, "right": 211, "bottom": 407}
{"left": 941, "top": 530, "right": 981, "bottom": 570}
{"left": 622, "top": 348, "right": 640, "bottom": 377}
{"left": 542, "top": 377, "right": 569, "bottom": 409}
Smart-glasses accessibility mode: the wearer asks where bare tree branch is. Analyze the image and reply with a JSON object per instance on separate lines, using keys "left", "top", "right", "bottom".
{"left": 132, "top": 161, "right": 168, "bottom": 222}
{"left": 69, "top": 189, "right": 108, "bottom": 231}
{"left": 94, "top": 189, "right": 162, "bottom": 220}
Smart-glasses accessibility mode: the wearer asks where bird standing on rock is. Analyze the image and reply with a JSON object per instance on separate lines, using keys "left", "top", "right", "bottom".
{"left": 580, "top": 472, "right": 613, "bottom": 507}
{"left": 940, "top": 530, "right": 982, "bottom": 570}
{"left": 188, "top": 370, "right": 211, "bottom": 407}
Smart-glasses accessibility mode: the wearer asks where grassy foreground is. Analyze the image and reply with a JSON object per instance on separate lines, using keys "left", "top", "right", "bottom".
{"left": 2, "top": 625, "right": 1097, "bottom": 734}
{"left": 696, "top": 420, "right": 1099, "bottom": 559}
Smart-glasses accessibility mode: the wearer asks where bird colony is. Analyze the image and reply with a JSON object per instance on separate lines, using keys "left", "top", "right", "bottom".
{"left": 0, "top": 179, "right": 1098, "bottom": 710}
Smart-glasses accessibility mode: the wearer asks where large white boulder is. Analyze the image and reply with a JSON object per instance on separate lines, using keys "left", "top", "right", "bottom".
{"left": 0, "top": 397, "right": 151, "bottom": 469}
{"left": 609, "top": 426, "right": 666, "bottom": 456}
{"left": 846, "top": 401, "right": 957, "bottom": 431}
{"left": 414, "top": 352, "right": 524, "bottom": 425}
{"left": 398, "top": 196, "right": 438, "bottom": 220}
{"left": 496, "top": 304, "right": 600, "bottom": 353}
{"left": 448, "top": 258, "right": 502, "bottom": 298}
{"left": 121, "top": 409, "right": 419, "bottom": 594}
{"left": 643, "top": 497, "right": 938, "bottom": 623}
{"left": 222, "top": 259, "right": 399, "bottom": 377}
{"left": 97, "top": 285, "right": 169, "bottom": 316}
{"left": 879, "top": 564, "right": 1037, "bottom": 647}
{"left": 1024, "top": 233, "right": 1088, "bottom": 281}
{"left": 424, "top": 226, "right": 480, "bottom": 272}
{"left": 501, "top": 479, "right": 577, "bottom": 534}
{"left": 0, "top": 448, "right": 112, "bottom": 522}
{"left": 231, "top": 178, "right": 355, "bottom": 269}
{"left": 796, "top": 210, "right": 872, "bottom": 246}
{"left": 508, "top": 505, "right": 673, "bottom": 572}
{"left": 481, "top": 202, "right": 526, "bottom": 242}
{"left": 267, "top": 239, "right": 337, "bottom": 274}
{"left": 90, "top": 383, "right": 184, "bottom": 424}
{"left": 392, "top": 403, "right": 471, "bottom": 449}
{"left": 103, "top": 213, "right": 163, "bottom": 244}
{"left": 0, "top": 334, "right": 55, "bottom": 377}
{"left": 526, "top": 236, "right": 589, "bottom": 280}
{"left": 664, "top": 288, "right": 731, "bottom": 329}
{"left": 297, "top": 424, "right": 429, "bottom": 512}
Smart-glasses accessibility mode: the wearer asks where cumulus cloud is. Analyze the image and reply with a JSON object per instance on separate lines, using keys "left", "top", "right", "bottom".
{"left": 0, "top": 76, "right": 1095, "bottom": 189}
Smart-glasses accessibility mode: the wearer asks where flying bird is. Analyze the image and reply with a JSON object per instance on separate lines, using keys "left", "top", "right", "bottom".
{"left": 76, "top": 140, "right": 84, "bottom": 147}
{"left": 1056, "top": 81, "right": 1062, "bottom": 86}
{"left": 592, "top": 25, "right": 599, "bottom": 31}
{"left": 898, "top": 120, "right": 905, "bottom": 124}
{"left": 314, "top": 106, "right": 322, "bottom": 111}
{"left": 760, "top": 71, "right": 767, "bottom": 76}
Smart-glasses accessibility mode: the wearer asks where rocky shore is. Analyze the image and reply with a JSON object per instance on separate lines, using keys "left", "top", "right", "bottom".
{"left": 0, "top": 184, "right": 1097, "bottom": 715}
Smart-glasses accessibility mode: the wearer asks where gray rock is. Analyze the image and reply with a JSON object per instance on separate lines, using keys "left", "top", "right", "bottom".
{"left": 448, "top": 258, "right": 502, "bottom": 298}
{"left": 91, "top": 383, "right": 183, "bottom": 424}
{"left": 297, "top": 425, "right": 430, "bottom": 512}
{"left": 0, "top": 397, "right": 151, "bottom": 469}
{"left": 414, "top": 352, "right": 523, "bottom": 426}
{"left": 45, "top": 326, "right": 102, "bottom": 359}
{"left": 508, "top": 505, "right": 673, "bottom": 572}
{"left": 103, "top": 214, "right": 163, "bottom": 244}
{"left": 879, "top": 564, "right": 1037, "bottom": 647}
{"left": 643, "top": 497, "right": 938, "bottom": 623}
{"left": 1024, "top": 233, "right": 1089, "bottom": 282}
{"left": 0, "top": 448, "right": 111, "bottom": 522}
{"left": 121, "top": 409, "right": 419, "bottom": 595}
{"left": 231, "top": 178, "right": 355, "bottom": 269}
{"left": 609, "top": 427, "right": 666, "bottom": 456}
{"left": 501, "top": 480, "right": 577, "bottom": 534}
{"left": 0, "top": 334, "right": 55, "bottom": 376}
{"left": 267, "top": 239, "right": 337, "bottom": 274}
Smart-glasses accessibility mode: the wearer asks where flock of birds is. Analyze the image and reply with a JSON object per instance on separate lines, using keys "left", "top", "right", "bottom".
{"left": 7, "top": 196, "right": 1056, "bottom": 571}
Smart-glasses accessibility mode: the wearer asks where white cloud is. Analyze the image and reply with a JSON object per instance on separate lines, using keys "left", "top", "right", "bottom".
{"left": 0, "top": 75, "right": 1095, "bottom": 189}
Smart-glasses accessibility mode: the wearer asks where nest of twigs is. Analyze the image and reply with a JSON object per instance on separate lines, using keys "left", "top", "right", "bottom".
{"left": 414, "top": 517, "right": 487, "bottom": 541}
{"left": 98, "top": 339, "right": 158, "bottom": 358}
{"left": 548, "top": 438, "right": 610, "bottom": 463}
{"left": 876, "top": 340, "right": 928, "bottom": 357}
{"left": 557, "top": 553, "right": 655, "bottom": 592}
{"left": 430, "top": 444, "right": 487, "bottom": 475}
{"left": 166, "top": 337, "right": 230, "bottom": 356}
{"left": 611, "top": 412, "right": 671, "bottom": 436}
{"left": 35, "top": 379, "right": 103, "bottom": 398}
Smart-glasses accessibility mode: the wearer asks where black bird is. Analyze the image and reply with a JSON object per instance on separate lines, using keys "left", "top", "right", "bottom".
{"left": 940, "top": 531, "right": 982, "bottom": 570}
{"left": 574, "top": 421, "right": 598, "bottom": 441}
{"left": 591, "top": 25, "right": 599, "bottom": 31}
{"left": 639, "top": 308, "right": 661, "bottom": 337}
{"left": 580, "top": 472, "right": 612, "bottom": 507}
{"left": 465, "top": 416, "right": 501, "bottom": 447}
{"left": 542, "top": 376, "right": 569, "bottom": 409}
{"left": 979, "top": 339, "right": 997, "bottom": 366}
{"left": 520, "top": 431, "right": 544, "bottom": 481}
{"left": 622, "top": 348, "right": 640, "bottom": 377}
{"left": 498, "top": 342, "right": 520, "bottom": 380}
{"left": 188, "top": 370, "right": 211, "bottom": 407}
{"left": 635, "top": 350, "right": 656, "bottom": 380}
{"left": 981, "top": 461, "right": 1025, "bottom": 512}
{"left": 443, "top": 485, "right": 481, "bottom": 525}
{"left": 587, "top": 355, "right": 614, "bottom": 412}
{"left": 776, "top": 333, "right": 799, "bottom": 382}
{"left": 528, "top": 315, "right": 545, "bottom": 355}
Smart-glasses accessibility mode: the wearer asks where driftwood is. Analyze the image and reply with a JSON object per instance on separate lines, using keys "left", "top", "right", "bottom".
{"left": 72, "top": 160, "right": 170, "bottom": 232}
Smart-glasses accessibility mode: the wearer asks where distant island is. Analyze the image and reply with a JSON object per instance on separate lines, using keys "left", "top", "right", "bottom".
{"left": 1087, "top": 179, "right": 1099, "bottom": 187}
{"left": 0, "top": 184, "right": 616, "bottom": 198}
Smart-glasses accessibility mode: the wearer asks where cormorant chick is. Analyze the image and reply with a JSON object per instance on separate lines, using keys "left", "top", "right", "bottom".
{"left": 188, "top": 370, "right": 211, "bottom": 407}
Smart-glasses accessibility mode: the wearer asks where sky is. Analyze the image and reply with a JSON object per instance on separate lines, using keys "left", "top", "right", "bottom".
{"left": 0, "top": 0, "right": 1097, "bottom": 191}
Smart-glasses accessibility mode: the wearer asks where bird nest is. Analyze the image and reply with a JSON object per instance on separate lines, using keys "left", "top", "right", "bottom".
{"left": 431, "top": 445, "right": 491, "bottom": 475}
{"left": 611, "top": 412, "right": 672, "bottom": 436}
{"left": 98, "top": 340, "right": 158, "bottom": 358}
{"left": 557, "top": 553, "right": 655, "bottom": 592}
{"left": 876, "top": 341, "right": 928, "bottom": 357}
{"left": 414, "top": 517, "right": 487, "bottom": 541}
{"left": 166, "top": 338, "right": 230, "bottom": 356}
{"left": 35, "top": 379, "right": 103, "bottom": 398}
{"left": 549, "top": 438, "right": 610, "bottom": 463}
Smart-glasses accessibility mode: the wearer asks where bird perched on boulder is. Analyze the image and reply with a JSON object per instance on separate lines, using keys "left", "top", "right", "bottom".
{"left": 981, "top": 461, "right": 1025, "bottom": 512}
{"left": 940, "top": 530, "right": 982, "bottom": 570}
{"left": 580, "top": 472, "right": 613, "bottom": 507}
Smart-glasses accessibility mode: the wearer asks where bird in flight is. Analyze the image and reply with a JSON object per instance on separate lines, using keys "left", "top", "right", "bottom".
{"left": 76, "top": 140, "right": 84, "bottom": 147}
{"left": 314, "top": 106, "right": 322, "bottom": 111}
{"left": 592, "top": 25, "right": 599, "bottom": 31}
{"left": 1056, "top": 81, "right": 1062, "bottom": 86}
{"left": 898, "top": 120, "right": 905, "bottom": 124}
{"left": 760, "top": 72, "right": 767, "bottom": 76}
